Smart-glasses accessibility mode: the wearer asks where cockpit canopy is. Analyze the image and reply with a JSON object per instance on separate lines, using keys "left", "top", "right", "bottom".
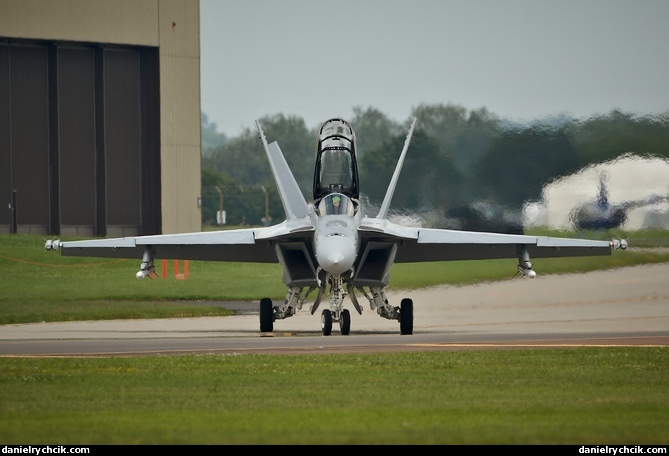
{"left": 317, "top": 193, "right": 356, "bottom": 217}
{"left": 313, "top": 119, "right": 360, "bottom": 200}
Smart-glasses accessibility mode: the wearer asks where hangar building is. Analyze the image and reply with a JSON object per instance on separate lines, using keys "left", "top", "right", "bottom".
{"left": 0, "top": 0, "right": 201, "bottom": 237}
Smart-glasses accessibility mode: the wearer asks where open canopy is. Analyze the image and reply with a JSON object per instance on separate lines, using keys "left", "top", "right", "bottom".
{"left": 313, "top": 118, "right": 359, "bottom": 200}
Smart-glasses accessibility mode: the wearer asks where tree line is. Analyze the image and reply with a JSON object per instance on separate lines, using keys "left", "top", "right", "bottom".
{"left": 201, "top": 105, "right": 669, "bottom": 228}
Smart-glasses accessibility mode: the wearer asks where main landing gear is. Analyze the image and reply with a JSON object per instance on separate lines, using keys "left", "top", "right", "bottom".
{"left": 258, "top": 296, "right": 414, "bottom": 336}
{"left": 399, "top": 298, "right": 413, "bottom": 335}
{"left": 259, "top": 298, "right": 274, "bottom": 333}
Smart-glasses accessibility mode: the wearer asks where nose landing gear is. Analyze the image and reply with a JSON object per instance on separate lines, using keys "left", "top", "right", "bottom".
{"left": 321, "top": 308, "right": 351, "bottom": 336}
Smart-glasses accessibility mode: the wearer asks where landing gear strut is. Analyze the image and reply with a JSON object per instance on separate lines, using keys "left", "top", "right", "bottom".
{"left": 259, "top": 283, "right": 415, "bottom": 336}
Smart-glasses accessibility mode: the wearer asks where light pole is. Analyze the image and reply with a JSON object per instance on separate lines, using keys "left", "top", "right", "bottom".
{"left": 214, "top": 186, "right": 225, "bottom": 225}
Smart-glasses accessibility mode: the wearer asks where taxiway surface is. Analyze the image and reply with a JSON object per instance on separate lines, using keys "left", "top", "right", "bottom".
{"left": 1, "top": 263, "right": 668, "bottom": 356}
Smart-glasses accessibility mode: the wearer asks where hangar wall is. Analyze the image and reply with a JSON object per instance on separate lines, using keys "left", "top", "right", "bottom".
{"left": 0, "top": 0, "right": 201, "bottom": 235}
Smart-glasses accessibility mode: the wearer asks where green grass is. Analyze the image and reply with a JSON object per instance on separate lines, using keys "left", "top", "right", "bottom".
{"left": 2, "top": 232, "right": 668, "bottom": 444}
{"left": 2, "top": 232, "right": 669, "bottom": 324}
{"left": 0, "top": 349, "right": 667, "bottom": 444}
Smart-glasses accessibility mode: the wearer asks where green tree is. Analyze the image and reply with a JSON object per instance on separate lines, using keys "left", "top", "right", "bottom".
{"left": 410, "top": 103, "right": 500, "bottom": 175}
{"left": 573, "top": 110, "right": 669, "bottom": 166}
{"left": 200, "top": 106, "right": 669, "bottom": 228}
{"left": 478, "top": 124, "right": 580, "bottom": 207}
{"left": 360, "top": 130, "right": 459, "bottom": 213}
{"left": 201, "top": 112, "right": 227, "bottom": 156}
{"left": 256, "top": 114, "right": 315, "bottom": 200}
{"left": 202, "top": 114, "right": 312, "bottom": 225}
{"left": 350, "top": 106, "right": 402, "bottom": 156}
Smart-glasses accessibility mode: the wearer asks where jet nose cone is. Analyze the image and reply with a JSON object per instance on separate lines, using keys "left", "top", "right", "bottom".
{"left": 317, "top": 236, "right": 356, "bottom": 275}
{"left": 324, "top": 250, "right": 347, "bottom": 271}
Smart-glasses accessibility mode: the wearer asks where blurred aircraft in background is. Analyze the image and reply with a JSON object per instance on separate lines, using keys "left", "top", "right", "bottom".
{"left": 570, "top": 172, "right": 667, "bottom": 230}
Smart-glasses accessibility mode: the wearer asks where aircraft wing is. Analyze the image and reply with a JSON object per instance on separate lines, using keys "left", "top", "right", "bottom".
{"left": 359, "top": 218, "right": 615, "bottom": 263}
{"left": 56, "top": 219, "right": 315, "bottom": 263}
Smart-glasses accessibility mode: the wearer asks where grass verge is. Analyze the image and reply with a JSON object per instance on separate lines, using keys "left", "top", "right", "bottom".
{"left": 2, "top": 232, "right": 668, "bottom": 324}
{"left": 0, "top": 348, "right": 667, "bottom": 444}
{"left": 1, "top": 232, "right": 668, "bottom": 444}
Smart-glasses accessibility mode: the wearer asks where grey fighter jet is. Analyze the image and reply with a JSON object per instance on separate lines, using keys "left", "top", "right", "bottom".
{"left": 46, "top": 118, "right": 627, "bottom": 336}
{"left": 571, "top": 172, "right": 667, "bottom": 230}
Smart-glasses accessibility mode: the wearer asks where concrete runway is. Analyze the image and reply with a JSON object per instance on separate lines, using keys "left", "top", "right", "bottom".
{"left": 1, "top": 262, "right": 668, "bottom": 356}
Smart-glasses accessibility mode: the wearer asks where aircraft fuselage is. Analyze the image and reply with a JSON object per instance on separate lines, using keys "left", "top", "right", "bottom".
{"left": 313, "top": 207, "right": 359, "bottom": 276}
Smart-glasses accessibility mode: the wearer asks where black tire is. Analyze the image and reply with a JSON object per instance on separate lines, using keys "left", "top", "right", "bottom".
{"left": 340, "top": 309, "right": 351, "bottom": 335}
{"left": 321, "top": 309, "right": 333, "bottom": 336}
{"left": 400, "top": 298, "right": 413, "bottom": 335}
{"left": 259, "top": 298, "right": 274, "bottom": 332}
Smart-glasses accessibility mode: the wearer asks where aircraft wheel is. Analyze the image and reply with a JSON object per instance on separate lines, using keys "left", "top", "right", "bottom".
{"left": 399, "top": 298, "right": 413, "bottom": 335}
{"left": 259, "top": 298, "right": 274, "bottom": 332}
{"left": 321, "top": 309, "right": 333, "bottom": 336}
{"left": 340, "top": 309, "right": 351, "bottom": 335}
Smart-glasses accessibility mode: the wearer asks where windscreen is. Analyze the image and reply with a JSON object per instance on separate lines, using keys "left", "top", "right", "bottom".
{"left": 318, "top": 193, "right": 355, "bottom": 216}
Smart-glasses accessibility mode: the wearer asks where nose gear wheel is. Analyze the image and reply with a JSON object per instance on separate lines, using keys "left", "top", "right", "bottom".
{"left": 320, "top": 308, "right": 351, "bottom": 336}
{"left": 321, "top": 309, "right": 333, "bottom": 336}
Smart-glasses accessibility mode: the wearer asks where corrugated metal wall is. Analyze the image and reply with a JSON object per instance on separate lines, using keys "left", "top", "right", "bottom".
{"left": 58, "top": 46, "right": 96, "bottom": 233}
{"left": 0, "top": 43, "right": 50, "bottom": 233}
{"left": 0, "top": 0, "right": 200, "bottom": 235}
{"left": 104, "top": 48, "right": 142, "bottom": 235}
{"left": 0, "top": 41, "right": 161, "bottom": 236}
{"left": 0, "top": 45, "right": 9, "bottom": 229}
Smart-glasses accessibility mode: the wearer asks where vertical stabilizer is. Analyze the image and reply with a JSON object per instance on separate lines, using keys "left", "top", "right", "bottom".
{"left": 376, "top": 118, "right": 417, "bottom": 220}
{"left": 256, "top": 121, "right": 310, "bottom": 220}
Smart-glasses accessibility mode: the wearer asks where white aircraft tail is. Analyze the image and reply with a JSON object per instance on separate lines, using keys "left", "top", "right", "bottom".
{"left": 376, "top": 118, "right": 417, "bottom": 220}
{"left": 256, "top": 120, "right": 310, "bottom": 220}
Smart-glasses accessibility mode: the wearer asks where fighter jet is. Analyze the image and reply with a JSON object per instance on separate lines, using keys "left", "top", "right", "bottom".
{"left": 45, "top": 118, "right": 627, "bottom": 336}
{"left": 570, "top": 172, "right": 666, "bottom": 230}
